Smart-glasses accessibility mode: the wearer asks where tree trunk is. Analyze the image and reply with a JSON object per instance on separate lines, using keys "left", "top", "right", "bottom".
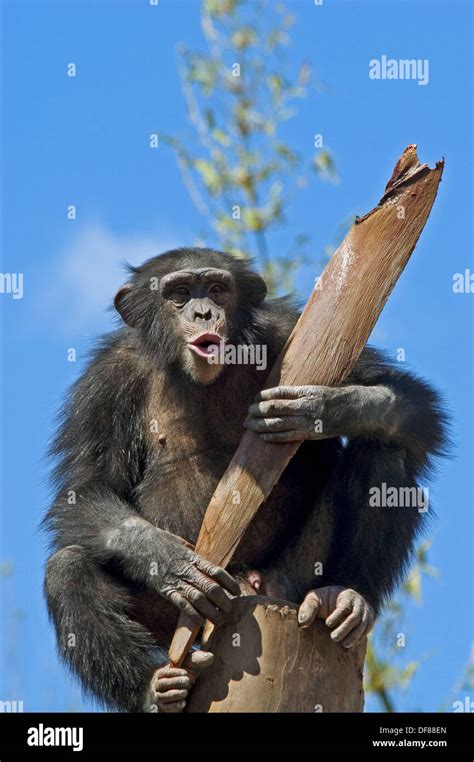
{"left": 187, "top": 594, "right": 366, "bottom": 713}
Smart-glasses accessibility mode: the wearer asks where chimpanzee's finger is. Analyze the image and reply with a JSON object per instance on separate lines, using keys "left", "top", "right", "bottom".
{"left": 186, "top": 568, "right": 232, "bottom": 612}
{"left": 255, "top": 386, "right": 316, "bottom": 401}
{"left": 179, "top": 584, "right": 224, "bottom": 626}
{"left": 154, "top": 675, "right": 191, "bottom": 693}
{"left": 194, "top": 557, "right": 241, "bottom": 596}
{"left": 247, "top": 415, "right": 309, "bottom": 433}
{"left": 169, "top": 591, "right": 204, "bottom": 626}
{"left": 183, "top": 650, "right": 214, "bottom": 678}
{"left": 325, "top": 599, "right": 354, "bottom": 629}
{"left": 341, "top": 618, "right": 369, "bottom": 649}
{"left": 330, "top": 612, "right": 360, "bottom": 642}
{"left": 156, "top": 689, "right": 188, "bottom": 704}
{"left": 152, "top": 666, "right": 188, "bottom": 687}
{"left": 248, "top": 399, "right": 303, "bottom": 417}
{"left": 298, "top": 590, "right": 323, "bottom": 627}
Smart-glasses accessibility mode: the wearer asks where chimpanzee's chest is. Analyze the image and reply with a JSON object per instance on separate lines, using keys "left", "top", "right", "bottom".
{"left": 134, "top": 372, "right": 338, "bottom": 565}
{"left": 135, "top": 415, "right": 337, "bottom": 567}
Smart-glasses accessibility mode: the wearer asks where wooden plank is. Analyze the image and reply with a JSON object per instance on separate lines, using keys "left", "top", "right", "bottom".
{"left": 169, "top": 145, "right": 444, "bottom": 666}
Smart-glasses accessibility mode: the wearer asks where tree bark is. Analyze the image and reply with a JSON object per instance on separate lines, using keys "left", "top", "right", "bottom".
{"left": 187, "top": 595, "right": 366, "bottom": 713}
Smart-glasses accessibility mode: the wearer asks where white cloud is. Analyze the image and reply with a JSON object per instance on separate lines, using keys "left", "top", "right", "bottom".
{"left": 42, "top": 223, "right": 183, "bottom": 334}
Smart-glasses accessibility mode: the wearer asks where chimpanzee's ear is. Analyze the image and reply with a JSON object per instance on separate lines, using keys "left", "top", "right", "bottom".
{"left": 114, "top": 284, "right": 140, "bottom": 327}
{"left": 247, "top": 271, "right": 267, "bottom": 306}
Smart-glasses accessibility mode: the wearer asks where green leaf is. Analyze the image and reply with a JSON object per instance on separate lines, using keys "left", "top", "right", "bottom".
{"left": 242, "top": 207, "right": 265, "bottom": 231}
{"left": 404, "top": 565, "right": 422, "bottom": 603}
{"left": 313, "top": 150, "right": 339, "bottom": 182}
{"left": 193, "top": 159, "right": 221, "bottom": 194}
{"left": 212, "top": 128, "right": 231, "bottom": 146}
{"left": 268, "top": 73, "right": 284, "bottom": 98}
{"left": 0, "top": 560, "right": 13, "bottom": 578}
{"left": 231, "top": 26, "right": 257, "bottom": 50}
{"left": 400, "top": 661, "right": 419, "bottom": 688}
{"left": 204, "top": 0, "right": 240, "bottom": 18}
{"left": 275, "top": 143, "right": 298, "bottom": 165}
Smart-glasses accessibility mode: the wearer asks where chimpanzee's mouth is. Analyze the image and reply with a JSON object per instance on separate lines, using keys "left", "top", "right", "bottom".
{"left": 188, "top": 332, "right": 224, "bottom": 358}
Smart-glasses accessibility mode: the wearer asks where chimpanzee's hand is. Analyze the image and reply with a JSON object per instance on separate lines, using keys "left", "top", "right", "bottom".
{"left": 151, "top": 528, "right": 240, "bottom": 626}
{"left": 245, "top": 384, "right": 394, "bottom": 442}
{"left": 297, "top": 586, "right": 374, "bottom": 648}
{"left": 145, "top": 650, "right": 214, "bottom": 713}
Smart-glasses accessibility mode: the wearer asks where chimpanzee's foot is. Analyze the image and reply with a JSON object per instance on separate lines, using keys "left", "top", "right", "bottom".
{"left": 297, "top": 586, "right": 374, "bottom": 648}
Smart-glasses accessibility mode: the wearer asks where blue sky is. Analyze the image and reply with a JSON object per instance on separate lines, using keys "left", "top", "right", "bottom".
{"left": 0, "top": 0, "right": 472, "bottom": 712}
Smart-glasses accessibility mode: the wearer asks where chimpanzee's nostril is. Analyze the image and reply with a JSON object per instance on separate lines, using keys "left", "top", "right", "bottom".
{"left": 194, "top": 309, "right": 212, "bottom": 321}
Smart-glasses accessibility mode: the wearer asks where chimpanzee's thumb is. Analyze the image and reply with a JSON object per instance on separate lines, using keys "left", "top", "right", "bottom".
{"left": 183, "top": 649, "right": 214, "bottom": 674}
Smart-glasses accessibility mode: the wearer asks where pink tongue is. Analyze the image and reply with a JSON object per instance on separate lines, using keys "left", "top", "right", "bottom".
{"left": 195, "top": 343, "right": 216, "bottom": 356}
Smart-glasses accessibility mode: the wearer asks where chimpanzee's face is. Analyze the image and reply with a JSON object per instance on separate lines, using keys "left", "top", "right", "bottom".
{"left": 159, "top": 267, "right": 236, "bottom": 384}
{"left": 114, "top": 250, "right": 267, "bottom": 386}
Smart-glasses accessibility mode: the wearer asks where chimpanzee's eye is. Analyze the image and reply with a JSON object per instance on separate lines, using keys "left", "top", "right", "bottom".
{"left": 209, "top": 284, "right": 225, "bottom": 295}
{"left": 171, "top": 286, "right": 190, "bottom": 305}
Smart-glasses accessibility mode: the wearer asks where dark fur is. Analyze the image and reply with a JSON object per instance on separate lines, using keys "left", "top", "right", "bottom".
{"left": 43, "top": 247, "right": 448, "bottom": 711}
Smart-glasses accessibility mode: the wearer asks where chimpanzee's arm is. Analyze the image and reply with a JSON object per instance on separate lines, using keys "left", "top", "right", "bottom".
{"left": 341, "top": 346, "right": 448, "bottom": 458}
{"left": 319, "top": 349, "right": 448, "bottom": 614}
{"left": 247, "top": 347, "right": 447, "bottom": 455}
{"left": 45, "top": 336, "right": 153, "bottom": 566}
{"left": 247, "top": 347, "right": 449, "bottom": 617}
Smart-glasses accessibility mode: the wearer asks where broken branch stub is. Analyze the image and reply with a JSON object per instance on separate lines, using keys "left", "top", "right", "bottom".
{"left": 187, "top": 596, "right": 366, "bottom": 712}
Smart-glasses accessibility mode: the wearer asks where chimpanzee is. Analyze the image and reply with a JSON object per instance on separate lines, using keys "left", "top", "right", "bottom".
{"left": 43, "top": 247, "right": 447, "bottom": 713}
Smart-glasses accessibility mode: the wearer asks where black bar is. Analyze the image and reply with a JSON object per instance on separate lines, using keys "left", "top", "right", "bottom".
{"left": 0, "top": 712, "right": 472, "bottom": 757}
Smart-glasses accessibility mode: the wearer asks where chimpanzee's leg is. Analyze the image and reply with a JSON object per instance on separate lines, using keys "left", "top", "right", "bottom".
{"left": 45, "top": 545, "right": 163, "bottom": 711}
{"left": 262, "top": 439, "right": 425, "bottom": 646}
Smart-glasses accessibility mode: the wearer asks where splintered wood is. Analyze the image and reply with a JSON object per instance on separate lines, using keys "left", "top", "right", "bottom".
{"left": 169, "top": 144, "right": 444, "bottom": 669}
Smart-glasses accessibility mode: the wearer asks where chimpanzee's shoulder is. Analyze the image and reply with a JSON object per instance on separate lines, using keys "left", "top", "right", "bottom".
{"left": 254, "top": 295, "right": 300, "bottom": 353}
{"left": 82, "top": 328, "right": 149, "bottom": 379}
